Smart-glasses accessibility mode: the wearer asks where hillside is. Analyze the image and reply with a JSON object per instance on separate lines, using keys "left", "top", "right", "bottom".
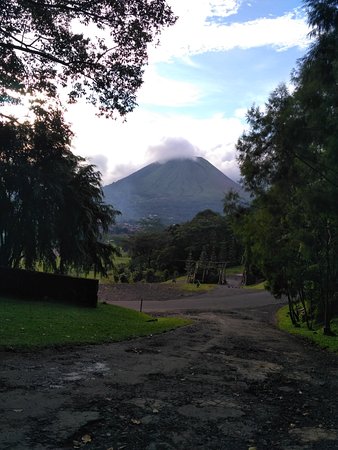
{"left": 103, "top": 157, "right": 247, "bottom": 224}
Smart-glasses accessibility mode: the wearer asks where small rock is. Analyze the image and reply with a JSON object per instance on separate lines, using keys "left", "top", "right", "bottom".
{"left": 131, "top": 418, "right": 141, "bottom": 425}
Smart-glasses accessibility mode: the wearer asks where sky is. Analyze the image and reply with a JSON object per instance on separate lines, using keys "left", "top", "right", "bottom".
{"left": 65, "top": 0, "right": 311, "bottom": 186}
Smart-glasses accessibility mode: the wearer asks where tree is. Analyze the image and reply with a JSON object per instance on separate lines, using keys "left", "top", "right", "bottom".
{"left": 234, "top": 0, "right": 338, "bottom": 334}
{"left": 125, "top": 209, "right": 242, "bottom": 282}
{"left": 304, "top": 0, "right": 338, "bottom": 35}
{"left": 126, "top": 230, "right": 167, "bottom": 270}
{"left": 0, "top": 105, "right": 120, "bottom": 275}
{"left": 0, "top": 0, "right": 176, "bottom": 116}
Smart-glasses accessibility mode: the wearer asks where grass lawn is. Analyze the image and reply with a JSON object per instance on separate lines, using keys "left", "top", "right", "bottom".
{"left": 0, "top": 297, "right": 191, "bottom": 349}
{"left": 243, "top": 281, "right": 266, "bottom": 290}
{"left": 35, "top": 254, "right": 131, "bottom": 284}
{"left": 226, "top": 265, "right": 243, "bottom": 275}
{"left": 277, "top": 305, "right": 338, "bottom": 353}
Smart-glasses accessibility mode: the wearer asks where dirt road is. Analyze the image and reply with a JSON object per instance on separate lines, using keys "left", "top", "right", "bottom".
{"left": 100, "top": 283, "right": 282, "bottom": 314}
{"left": 0, "top": 286, "right": 337, "bottom": 449}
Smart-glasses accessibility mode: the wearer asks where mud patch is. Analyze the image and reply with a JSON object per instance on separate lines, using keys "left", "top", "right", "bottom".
{"left": 178, "top": 403, "right": 244, "bottom": 420}
{"left": 0, "top": 308, "right": 337, "bottom": 450}
{"left": 289, "top": 427, "right": 338, "bottom": 442}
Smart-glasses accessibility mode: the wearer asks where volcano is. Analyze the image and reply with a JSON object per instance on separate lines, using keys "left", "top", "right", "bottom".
{"left": 103, "top": 157, "right": 247, "bottom": 224}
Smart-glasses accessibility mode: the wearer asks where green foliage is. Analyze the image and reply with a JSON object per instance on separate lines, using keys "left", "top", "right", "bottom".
{"left": 226, "top": 265, "right": 244, "bottom": 275}
{"left": 118, "top": 272, "right": 130, "bottom": 283}
{"left": 277, "top": 305, "right": 338, "bottom": 353}
{"left": 0, "top": 1, "right": 175, "bottom": 274}
{"left": 138, "top": 216, "right": 165, "bottom": 232}
{"left": 304, "top": 0, "right": 338, "bottom": 36}
{"left": 0, "top": 296, "right": 190, "bottom": 349}
{"left": 144, "top": 268, "right": 155, "bottom": 283}
{"left": 233, "top": 1, "right": 338, "bottom": 333}
{"left": 125, "top": 209, "right": 242, "bottom": 281}
{"left": 243, "top": 281, "right": 266, "bottom": 290}
{"left": 0, "top": 106, "right": 119, "bottom": 275}
{"left": 0, "top": 0, "right": 176, "bottom": 117}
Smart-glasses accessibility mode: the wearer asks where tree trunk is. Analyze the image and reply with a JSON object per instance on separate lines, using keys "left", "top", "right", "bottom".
{"left": 323, "top": 222, "right": 332, "bottom": 335}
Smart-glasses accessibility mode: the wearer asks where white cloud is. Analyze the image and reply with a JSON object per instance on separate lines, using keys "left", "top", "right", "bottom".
{"left": 234, "top": 107, "right": 248, "bottom": 119}
{"left": 137, "top": 68, "right": 204, "bottom": 107}
{"left": 147, "top": 137, "right": 198, "bottom": 162}
{"left": 208, "top": 0, "right": 241, "bottom": 17}
{"left": 87, "top": 154, "right": 109, "bottom": 177}
{"left": 148, "top": 4, "right": 310, "bottom": 63}
{"left": 109, "top": 163, "right": 142, "bottom": 182}
{"left": 167, "top": 0, "right": 241, "bottom": 22}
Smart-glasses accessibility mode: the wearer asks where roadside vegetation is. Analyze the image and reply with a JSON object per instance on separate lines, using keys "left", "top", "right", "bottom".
{"left": 225, "top": 265, "right": 243, "bottom": 275}
{"left": 224, "top": 1, "right": 338, "bottom": 337}
{"left": 116, "top": 210, "right": 243, "bottom": 285}
{"left": 277, "top": 306, "right": 338, "bottom": 353}
{"left": 243, "top": 281, "right": 266, "bottom": 290}
{"left": 0, "top": 297, "right": 190, "bottom": 349}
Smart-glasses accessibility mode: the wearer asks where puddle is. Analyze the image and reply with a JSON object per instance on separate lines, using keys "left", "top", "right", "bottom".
{"left": 63, "top": 362, "right": 110, "bottom": 382}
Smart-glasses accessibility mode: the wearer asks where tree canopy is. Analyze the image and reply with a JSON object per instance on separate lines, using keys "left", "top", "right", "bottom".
{"left": 123, "top": 209, "right": 242, "bottom": 282}
{"left": 0, "top": 106, "right": 120, "bottom": 275}
{"left": 233, "top": 0, "right": 338, "bottom": 334}
{"left": 0, "top": 0, "right": 176, "bottom": 116}
{"left": 0, "top": 1, "right": 176, "bottom": 276}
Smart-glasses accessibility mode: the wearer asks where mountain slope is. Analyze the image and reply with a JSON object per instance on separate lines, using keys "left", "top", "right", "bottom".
{"left": 103, "top": 157, "right": 247, "bottom": 224}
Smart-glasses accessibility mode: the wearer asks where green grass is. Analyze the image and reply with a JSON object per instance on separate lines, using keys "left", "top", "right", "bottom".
{"left": 277, "top": 305, "right": 338, "bottom": 353}
{"left": 70, "top": 254, "right": 131, "bottom": 284}
{"left": 35, "top": 254, "right": 131, "bottom": 284}
{"left": 0, "top": 297, "right": 191, "bottom": 349}
{"left": 243, "top": 281, "right": 266, "bottom": 290}
{"left": 114, "top": 255, "right": 131, "bottom": 265}
{"left": 226, "top": 265, "right": 243, "bottom": 275}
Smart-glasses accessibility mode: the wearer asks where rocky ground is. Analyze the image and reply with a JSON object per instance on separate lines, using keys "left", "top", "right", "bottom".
{"left": 0, "top": 284, "right": 337, "bottom": 450}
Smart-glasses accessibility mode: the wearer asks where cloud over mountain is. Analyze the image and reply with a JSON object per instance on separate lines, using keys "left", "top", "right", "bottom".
{"left": 147, "top": 137, "right": 198, "bottom": 163}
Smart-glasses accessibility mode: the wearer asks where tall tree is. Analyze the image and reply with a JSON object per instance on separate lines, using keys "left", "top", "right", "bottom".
{"left": 0, "top": 105, "right": 120, "bottom": 275}
{"left": 234, "top": 0, "right": 338, "bottom": 334}
{"left": 0, "top": 0, "right": 176, "bottom": 116}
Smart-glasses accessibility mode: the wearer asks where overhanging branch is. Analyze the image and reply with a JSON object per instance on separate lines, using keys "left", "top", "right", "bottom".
{"left": 0, "top": 41, "right": 69, "bottom": 67}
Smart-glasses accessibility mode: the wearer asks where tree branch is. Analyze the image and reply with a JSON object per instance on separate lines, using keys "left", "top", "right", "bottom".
{"left": 0, "top": 41, "right": 69, "bottom": 67}
{"left": 0, "top": 112, "right": 23, "bottom": 124}
{"left": 23, "top": 0, "right": 112, "bottom": 24}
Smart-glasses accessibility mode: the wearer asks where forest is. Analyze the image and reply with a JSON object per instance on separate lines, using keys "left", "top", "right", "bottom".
{"left": 228, "top": 0, "right": 338, "bottom": 335}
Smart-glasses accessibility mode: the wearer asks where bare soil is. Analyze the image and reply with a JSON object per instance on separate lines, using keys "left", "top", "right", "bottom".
{"left": 0, "top": 284, "right": 337, "bottom": 450}
{"left": 98, "top": 282, "right": 194, "bottom": 303}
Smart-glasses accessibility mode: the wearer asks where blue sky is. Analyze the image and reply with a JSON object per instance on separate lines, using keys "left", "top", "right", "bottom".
{"left": 65, "top": 0, "right": 311, "bottom": 185}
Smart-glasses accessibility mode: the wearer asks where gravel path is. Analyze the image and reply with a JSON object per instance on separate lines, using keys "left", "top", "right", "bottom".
{"left": 0, "top": 285, "right": 337, "bottom": 450}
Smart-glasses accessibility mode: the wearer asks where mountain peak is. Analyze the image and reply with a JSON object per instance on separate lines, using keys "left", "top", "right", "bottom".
{"left": 103, "top": 157, "right": 246, "bottom": 224}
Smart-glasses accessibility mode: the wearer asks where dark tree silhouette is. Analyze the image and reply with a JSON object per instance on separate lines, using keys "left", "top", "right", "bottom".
{"left": 0, "top": 106, "right": 120, "bottom": 275}
{"left": 0, "top": 0, "right": 176, "bottom": 116}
